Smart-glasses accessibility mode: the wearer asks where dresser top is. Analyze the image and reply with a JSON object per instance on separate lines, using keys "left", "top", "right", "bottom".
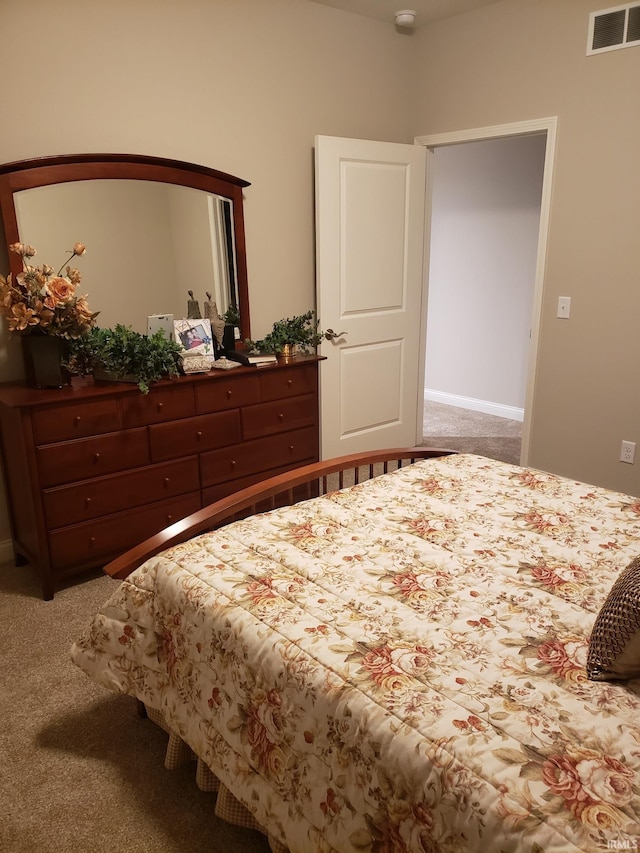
{"left": 0, "top": 355, "right": 323, "bottom": 410}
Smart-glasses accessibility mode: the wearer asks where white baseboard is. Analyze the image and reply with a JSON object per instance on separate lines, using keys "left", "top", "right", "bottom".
{"left": 425, "top": 389, "right": 524, "bottom": 422}
{"left": 0, "top": 538, "right": 14, "bottom": 565}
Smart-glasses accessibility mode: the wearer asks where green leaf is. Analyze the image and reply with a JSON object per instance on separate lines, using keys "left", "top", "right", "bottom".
{"left": 245, "top": 310, "right": 324, "bottom": 354}
{"left": 519, "top": 761, "right": 544, "bottom": 781}
{"left": 69, "top": 324, "right": 181, "bottom": 393}
{"left": 493, "top": 748, "right": 529, "bottom": 764}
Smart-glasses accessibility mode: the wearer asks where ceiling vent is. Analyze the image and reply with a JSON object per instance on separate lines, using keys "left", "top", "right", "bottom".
{"left": 587, "top": 3, "right": 640, "bottom": 54}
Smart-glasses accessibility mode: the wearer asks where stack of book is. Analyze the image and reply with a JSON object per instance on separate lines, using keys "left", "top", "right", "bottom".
{"left": 226, "top": 350, "right": 278, "bottom": 367}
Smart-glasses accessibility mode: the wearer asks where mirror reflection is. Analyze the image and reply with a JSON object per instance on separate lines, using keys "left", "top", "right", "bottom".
{"left": 14, "top": 180, "right": 239, "bottom": 334}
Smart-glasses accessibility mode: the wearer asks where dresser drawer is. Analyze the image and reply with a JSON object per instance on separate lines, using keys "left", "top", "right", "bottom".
{"left": 43, "top": 456, "right": 200, "bottom": 527}
{"left": 149, "top": 410, "right": 241, "bottom": 462}
{"left": 196, "top": 374, "right": 260, "bottom": 414}
{"left": 242, "top": 394, "right": 316, "bottom": 440}
{"left": 258, "top": 365, "right": 317, "bottom": 401}
{"left": 48, "top": 492, "right": 201, "bottom": 570}
{"left": 33, "top": 399, "right": 120, "bottom": 444}
{"left": 37, "top": 428, "right": 150, "bottom": 488}
{"left": 121, "top": 383, "right": 195, "bottom": 427}
{"left": 201, "top": 426, "right": 317, "bottom": 487}
{"left": 202, "top": 457, "right": 318, "bottom": 505}
{"left": 0, "top": 358, "right": 320, "bottom": 598}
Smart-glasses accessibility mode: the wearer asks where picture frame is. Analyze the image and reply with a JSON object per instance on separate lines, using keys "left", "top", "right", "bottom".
{"left": 173, "top": 318, "right": 215, "bottom": 356}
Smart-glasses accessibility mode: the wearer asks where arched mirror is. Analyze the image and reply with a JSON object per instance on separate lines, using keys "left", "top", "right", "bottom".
{"left": 0, "top": 154, "right": 251, "bottom": 339}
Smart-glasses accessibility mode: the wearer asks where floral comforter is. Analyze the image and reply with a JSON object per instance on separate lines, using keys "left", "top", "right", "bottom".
{"left": 71, "top": 453, "right": 640, "bottom": 852}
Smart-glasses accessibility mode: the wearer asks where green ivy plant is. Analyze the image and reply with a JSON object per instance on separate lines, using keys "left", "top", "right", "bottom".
{"left": 246, "top": 310, "right": 323, "bottom": 354}
{"left": 222, "top": 303, "right": 240, "bottom": 326}
{"left": 68, "top": 324, "right": 182, "bottom": 394}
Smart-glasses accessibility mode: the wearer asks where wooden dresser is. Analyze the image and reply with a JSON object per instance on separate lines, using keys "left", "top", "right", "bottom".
{"left": 0, "top": 355, "right": 321, "bottom": 599}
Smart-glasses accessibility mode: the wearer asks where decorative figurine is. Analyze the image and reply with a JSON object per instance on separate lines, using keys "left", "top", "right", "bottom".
{"left": 187, "top": 290, "right": 201, "bottom": 319}
{"left": 204, "top": 291, "right": 226, "bottom": 346}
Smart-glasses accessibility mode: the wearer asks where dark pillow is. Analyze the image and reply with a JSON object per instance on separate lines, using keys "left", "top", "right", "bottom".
{"left": 587, "top": 555, "right": 640, "bottom": 681}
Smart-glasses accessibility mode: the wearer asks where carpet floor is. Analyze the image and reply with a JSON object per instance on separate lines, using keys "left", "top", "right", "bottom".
{"left": 0, "top": 562, "right": 270, "bottom": 853}
{"left": 422, "top": 400, "right": 522, "bottom": 465}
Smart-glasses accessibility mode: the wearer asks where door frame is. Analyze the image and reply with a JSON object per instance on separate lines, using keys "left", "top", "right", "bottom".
{"left": 415, "top": 116, "right": 558, "bottom": 464}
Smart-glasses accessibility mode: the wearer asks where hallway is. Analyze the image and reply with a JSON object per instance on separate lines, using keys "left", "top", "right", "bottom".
{"left": 422, "top": 400, "right": 522, "bottom": 465}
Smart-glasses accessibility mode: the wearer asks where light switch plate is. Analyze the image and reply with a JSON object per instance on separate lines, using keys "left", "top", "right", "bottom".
{"left": 557, "top": 297, "right": 571, "bottom": 319}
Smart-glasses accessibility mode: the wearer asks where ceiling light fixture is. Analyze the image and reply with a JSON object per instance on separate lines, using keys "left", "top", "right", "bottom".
{"left": 394, "top": 9, "right": 416, "bottom": 28}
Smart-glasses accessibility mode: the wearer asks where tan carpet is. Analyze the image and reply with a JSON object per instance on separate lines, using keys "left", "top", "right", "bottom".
{"left": 423, "top": 400, "right": 522, "bottom": 465}
{"left": 0, "top": 562, "right": 270, "bottom": 853}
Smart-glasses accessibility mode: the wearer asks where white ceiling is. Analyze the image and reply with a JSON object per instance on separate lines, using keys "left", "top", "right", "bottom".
{"left": 308, "top": 0, "right": 502, "bottom": 28}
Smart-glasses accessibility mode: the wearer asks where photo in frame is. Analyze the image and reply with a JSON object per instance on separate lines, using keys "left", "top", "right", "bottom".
{"left": 173, "top": 318, "right": 215, "bottom": 356}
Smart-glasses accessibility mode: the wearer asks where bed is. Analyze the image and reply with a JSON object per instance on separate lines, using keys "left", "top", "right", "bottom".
{"left": 71, "top": 449, "right": 640, "bottom": 852}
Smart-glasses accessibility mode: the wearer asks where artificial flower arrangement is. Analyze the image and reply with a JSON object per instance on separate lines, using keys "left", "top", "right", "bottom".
{"left": 0, "top": 242, "right": 98, "bottom": 338}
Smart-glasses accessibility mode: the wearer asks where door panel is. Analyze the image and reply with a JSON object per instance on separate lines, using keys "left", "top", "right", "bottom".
{"left": 315, "top": 135, "right": 426, "bottom": 458}
{"left": 342, "top": 163, "right": 407, "bottom": 312}
{"left": 340, "top": 340, "right": 403, "bottom": 436}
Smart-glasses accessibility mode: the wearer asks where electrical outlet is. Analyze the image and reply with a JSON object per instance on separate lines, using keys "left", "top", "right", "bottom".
{"left": 620, "top": 440, "right": 636, "bottom": 464}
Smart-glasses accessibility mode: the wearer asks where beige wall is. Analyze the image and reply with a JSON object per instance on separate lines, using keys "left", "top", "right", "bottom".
{"left": 0, "top": 0, "right": 638, "bottom": 556}
{"left": 412, "top": 0, "right": 640, "bottom": 493}
{"left": 0, "top": 0, "right": 414, "bottom": 338}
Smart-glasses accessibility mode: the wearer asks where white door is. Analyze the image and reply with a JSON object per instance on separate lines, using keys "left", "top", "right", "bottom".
{"left": 315, "top": 135, "right": 427, "bottom": 459}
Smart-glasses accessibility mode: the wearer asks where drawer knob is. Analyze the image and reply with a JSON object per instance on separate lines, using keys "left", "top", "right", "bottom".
{"left": 157, "top": 402, "right": 164, "bottom": 412}
{"left": 93, "top": 452, "right": 101, "bottom": 463}
{"left": 167, "top": 514, "right": 173, "bottom": 523}
{"left": 196, "top": 430, "right": 203, "bottom": 440}
{"left": 84, "top": 497, "right": 92, "bottom": 507}
{"left": 226, "top": 390, "right": 232, "bottom": 399}
{"left": 74, "top": 415, "right": 81, "bottom": 426}
{"left": 278, "top": 413, "right": 284, "bottom": 422}
{"left": 89, "top": 536, "right": 96, "bottom": 547}
{"left": 230, "top": 460, "right": 236, "bottom": 469}
{"left": 163, "top": 477, "right": 170, "bottom": 488}
{"left": 287, "top": 379, "right": 293, "bottom": 387}
{"left": 289, "top": 445, "right": 294, "bottom": 452}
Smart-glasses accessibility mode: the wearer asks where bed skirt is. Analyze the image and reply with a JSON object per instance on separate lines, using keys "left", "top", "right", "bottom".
{"left": 144, "top": 704, "right": 289, "bottom": 853}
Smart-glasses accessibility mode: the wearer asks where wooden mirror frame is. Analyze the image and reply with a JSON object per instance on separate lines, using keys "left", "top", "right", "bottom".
{"left": 0, "top": 153, "right": 251, "bottom": 340}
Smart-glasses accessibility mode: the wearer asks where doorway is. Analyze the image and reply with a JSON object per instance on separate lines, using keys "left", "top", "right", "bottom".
{"left": 416, "top": 118, "right": 557, "bottom": 466}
